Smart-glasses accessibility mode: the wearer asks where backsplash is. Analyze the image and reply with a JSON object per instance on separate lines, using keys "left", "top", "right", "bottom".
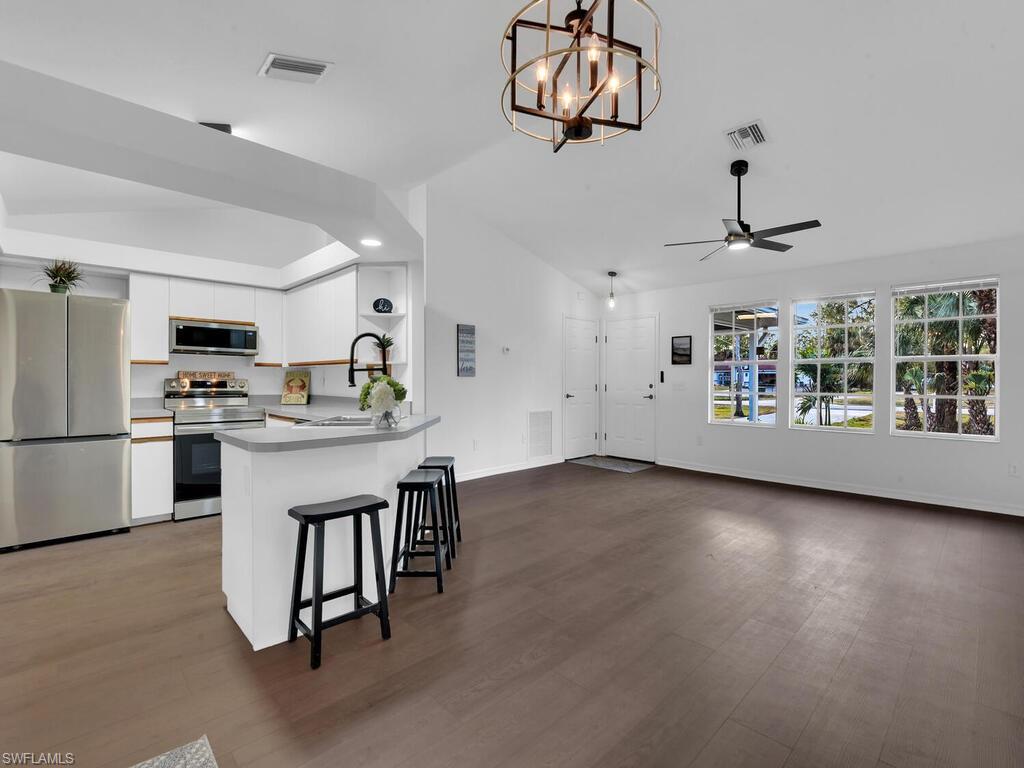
{"left": 130, "top": 355, "right": 362, "bottom": 399}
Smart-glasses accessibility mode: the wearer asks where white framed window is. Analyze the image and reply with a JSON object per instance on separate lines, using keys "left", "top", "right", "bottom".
{"left": 891, "top": 278, "right": 998, "bottom": 440}
{"left": 709, "top": 302, "right": 779, "bottom": 426}
{"left": 790, "top": 293, "right": 876, "bottom": 431}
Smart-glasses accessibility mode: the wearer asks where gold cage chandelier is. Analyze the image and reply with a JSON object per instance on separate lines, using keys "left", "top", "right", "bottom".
{"left": 501, "top": 0, "right": 662, "bottom": 153}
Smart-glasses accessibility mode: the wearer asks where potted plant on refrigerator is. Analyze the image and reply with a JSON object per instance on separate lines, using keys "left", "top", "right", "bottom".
{"left": 39, "top": 260, "right": 84, "bottom": 294}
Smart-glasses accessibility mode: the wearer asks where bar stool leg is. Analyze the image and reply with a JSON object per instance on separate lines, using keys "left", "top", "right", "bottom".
{"left": 428, "top": 487, "right": 445, "bottom": 593}
{"left": 288, "top": 521, "right": 308, "bottom": 642}
{"left": 443, "top": 473, "right": 457, "bottom": 560}
{"left": 437, "top": 484, "right": 452, "bottom": 571}
{"left": 389, "top": 489, "right": 406, "bottom": 594}
{"left": 449, "top": 465, "right": 462, "bottom": 542}
{"left": 353, "top": 513, "right": 363, "bottom": 608}
{"left": 410, "top": 491, "right": 425, "bottom": 552}
{"left": 310, "top": 522, "right": 325, "bottom": 669}
{"left": 368, "top": 510, "right": 392, "bottom": 640}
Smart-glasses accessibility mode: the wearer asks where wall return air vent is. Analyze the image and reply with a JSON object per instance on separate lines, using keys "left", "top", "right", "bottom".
{"left": 725, "top": 120, "right": 768, "bottom": 151}
{"left": 258, "top": 53, "right": 331, "bottom": 84}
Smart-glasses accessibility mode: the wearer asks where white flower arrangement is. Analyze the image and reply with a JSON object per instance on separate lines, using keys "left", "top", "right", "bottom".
{"left": 368, "top": 379, "right": 397, "bottom": 414}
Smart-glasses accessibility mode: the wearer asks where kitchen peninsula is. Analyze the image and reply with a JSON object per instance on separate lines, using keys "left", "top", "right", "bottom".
{"left": 216, "top": 414, "right": 440, "bottom": 650}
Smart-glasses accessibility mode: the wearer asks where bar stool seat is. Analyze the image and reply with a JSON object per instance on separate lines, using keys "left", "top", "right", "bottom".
{"left": 390, "top": 468, "right": 450, "bottom": 594}
{"left": 418, "top": 456, "right": 462, "bottom": 548}
{"left": 288, "top": 494, "right": 391, "bottom": 669}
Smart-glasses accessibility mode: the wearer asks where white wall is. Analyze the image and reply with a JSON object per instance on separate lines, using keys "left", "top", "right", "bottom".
{"left": 423, "top": 186, "right": 598, "bottom": 480}
{"left": 603, "top": 237, "right": 1023, "bottom": 516}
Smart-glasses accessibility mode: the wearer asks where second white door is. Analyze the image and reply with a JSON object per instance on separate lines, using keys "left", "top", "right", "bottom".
{"left": 563, "top": 317, "right": 599, "bottom": 459}
{"left": 604, "top": 315, "right": 657, "bottom": 462}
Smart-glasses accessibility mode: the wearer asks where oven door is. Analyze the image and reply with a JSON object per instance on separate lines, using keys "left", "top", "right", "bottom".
{"left": 169, "top": 320, "right": 259, "bottom": 356}
{"left": 173, "top": 421, "right": 263, "bottom": 520}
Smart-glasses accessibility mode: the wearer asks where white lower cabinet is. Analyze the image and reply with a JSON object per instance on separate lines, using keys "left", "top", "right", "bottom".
{"left": 131, "top": 421, "right": 174, "bottom": 522}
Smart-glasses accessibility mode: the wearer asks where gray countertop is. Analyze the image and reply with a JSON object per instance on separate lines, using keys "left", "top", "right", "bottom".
{"left": 215, "top": 414, "right": 440, "bottom": 453}
{"left": 251, "top": 395, "right": 363, "bottom": 422}
{"left": 130, "top": 395, "right": 365, "bottom": 422}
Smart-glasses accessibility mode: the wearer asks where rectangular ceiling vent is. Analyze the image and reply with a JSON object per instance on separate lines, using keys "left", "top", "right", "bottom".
{"left": 725, "top": 120, "right": 768, "bottom": 151}
{"left": 259, "top": 53, "right": 331, "bottom": 84}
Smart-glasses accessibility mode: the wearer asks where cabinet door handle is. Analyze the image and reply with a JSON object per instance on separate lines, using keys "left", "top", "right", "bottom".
{"left": 643, "top": 394, "right": 655, "bottom": 400}
{"left": 565, "top": 393, "right": 575, "bottom": 398}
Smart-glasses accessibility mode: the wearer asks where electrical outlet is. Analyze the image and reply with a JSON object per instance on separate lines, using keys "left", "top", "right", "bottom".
{"left": 696, "top": 435, "right": 703, "bottom": 447}
{"left": 1010, "top": 463, "right": 1021, "bottom": 479}
{"left": 472, "top": 439, "right": 480, "bottom": 452}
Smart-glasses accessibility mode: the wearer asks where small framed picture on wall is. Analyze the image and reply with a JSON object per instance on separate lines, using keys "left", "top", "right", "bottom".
{"left": 671, "top": 335, "right": 692, "bottom": 365}
{"left": 457, "top": 323, "right": 476, "bottom": 377}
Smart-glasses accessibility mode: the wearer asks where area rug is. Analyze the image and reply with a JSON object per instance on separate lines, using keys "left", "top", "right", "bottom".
{"left": 569, "top": 455, "right": 654, "bottom": 473}
{"left": 130, "top": 735, "right": 219, "bottom": 768}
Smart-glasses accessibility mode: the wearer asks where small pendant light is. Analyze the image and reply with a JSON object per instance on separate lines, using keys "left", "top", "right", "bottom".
{"left": 606, "top": 271, "right": 617, "bottom": 310}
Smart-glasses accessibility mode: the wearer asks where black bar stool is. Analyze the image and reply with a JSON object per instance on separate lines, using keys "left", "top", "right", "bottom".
{"left": 389, "top": 469, "right": 450, "bottom": 594}
{"left": 288, "top": 494, "right": 391, "bottom": 669}
{"left": 418, "top": 456, "right": 462, "bottom": 550}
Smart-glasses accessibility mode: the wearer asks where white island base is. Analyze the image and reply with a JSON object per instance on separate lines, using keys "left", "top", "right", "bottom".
{"left": 218, "top": 416, "right": 439, "bottom": 651}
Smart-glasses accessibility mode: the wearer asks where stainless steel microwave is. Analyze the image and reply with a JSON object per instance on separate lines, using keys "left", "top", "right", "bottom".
{"left": 169, "top": 319, "right": 259, "bottom": 356}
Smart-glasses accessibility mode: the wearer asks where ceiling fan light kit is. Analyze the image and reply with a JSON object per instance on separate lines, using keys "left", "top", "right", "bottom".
{"left": 500, "top": 0, "right": 662, "bottom": 153}
{"left": 664, "top": 159, "right": 822, "bottom": 262}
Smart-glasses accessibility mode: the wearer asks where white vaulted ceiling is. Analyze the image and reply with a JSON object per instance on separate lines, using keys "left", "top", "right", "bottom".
{"left": 0, "top": 0, "right": 1022, "bottom": 292}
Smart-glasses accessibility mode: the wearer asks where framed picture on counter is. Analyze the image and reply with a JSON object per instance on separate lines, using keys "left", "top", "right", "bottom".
{"left": 671, "top": 335, "right": 692, "bottom": 365}
{"left": 457, "top": 324, "right": 476, "bottom": 377}
{"left": 281, "top": 369, "right": 311, "bottom": 404}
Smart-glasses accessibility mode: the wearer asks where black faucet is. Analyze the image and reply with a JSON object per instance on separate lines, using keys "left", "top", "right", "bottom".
{"left": 348, "top": 332, "right": 390, "bottom": 387}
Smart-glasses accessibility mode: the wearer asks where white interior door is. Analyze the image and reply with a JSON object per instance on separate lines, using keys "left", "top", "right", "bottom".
{"left": 604, "top": 315, "right": 657, "bottom": 461}
{"left": 563, "top": 317, "right": 599, "bottom": 459}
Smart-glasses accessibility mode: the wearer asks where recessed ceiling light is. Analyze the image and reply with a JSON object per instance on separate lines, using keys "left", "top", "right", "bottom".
{"left": 360, "top": 238, "right": 382, "bottom": 247}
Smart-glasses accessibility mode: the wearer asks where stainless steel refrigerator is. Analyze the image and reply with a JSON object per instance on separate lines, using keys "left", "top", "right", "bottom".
{"left": 0, "top": 289, "right": 131, "bottom": 550}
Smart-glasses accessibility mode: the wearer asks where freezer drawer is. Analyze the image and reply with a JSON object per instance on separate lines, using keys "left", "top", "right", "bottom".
{"left": 0, "top": 436, "right": 130, "bottom": 549}
{"left": 0, "top": 289, "right": 68, "bottom": 441}
{"left": 68, "top": 295, "right": 130, "bottom": 437}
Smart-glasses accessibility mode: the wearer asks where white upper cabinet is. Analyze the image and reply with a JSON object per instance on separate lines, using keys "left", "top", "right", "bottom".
{"left": 214, "top": 284, "right": 255, "bottom": 324}
{"left": 285, "top": 280, "right": 317, "bottom": 364}
{"left": 322, "top": 268, "right": 357, "bottom": 362}
{"left": 254, "top": 288, "right": 284, "bottom": 365}
{"left": 169, "top": 278, "right": 215, "bottom": 319}
{"left": 129, "top": 273, "right": 170, "bottom": 363}
{"left": 284, "top": 267, "right": 357, "bottom": 365}
{"left": 169, "top": 279, "right": 254, "bottom": 324}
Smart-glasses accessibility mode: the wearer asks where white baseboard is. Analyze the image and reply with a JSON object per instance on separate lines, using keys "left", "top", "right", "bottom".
{"left": 656, "top": 458, "right": 1024, "bottom": 518}
{"left": 458, "top": 455, "right": 564, "bottom": 482}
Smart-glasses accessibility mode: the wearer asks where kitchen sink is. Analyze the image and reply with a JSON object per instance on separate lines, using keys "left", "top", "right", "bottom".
{"left": 294, "top": 414, "right": 375, "bottom": 428}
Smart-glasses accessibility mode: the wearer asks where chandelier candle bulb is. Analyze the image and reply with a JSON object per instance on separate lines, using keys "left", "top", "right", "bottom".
{"left": 536, "top": 62, "right": 547, "bottom": 110}
{"left": 561, "top": 83, "right": 572, "bottom": 118}
{"left": 588, "top": 34, "right": 600, "bottom": 91}
{"left": 609, "top": 72, "right": 620, "bottom": 120}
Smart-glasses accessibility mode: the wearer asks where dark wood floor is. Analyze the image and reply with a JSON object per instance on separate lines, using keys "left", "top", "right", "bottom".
{"left": 2, "top": 463, "right": 1024, "bottom": 767}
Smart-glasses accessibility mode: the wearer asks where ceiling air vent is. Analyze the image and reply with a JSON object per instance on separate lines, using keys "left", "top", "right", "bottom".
{"left": 258, "top": 53, "right": 331, "bottom": 84}
{"left": 725, "top": 120, "right": 768, "bottom": 151}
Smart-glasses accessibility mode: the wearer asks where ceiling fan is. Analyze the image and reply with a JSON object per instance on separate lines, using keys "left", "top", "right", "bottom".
{"left": 664, "top": 160, "right": 821, "bottom": 262}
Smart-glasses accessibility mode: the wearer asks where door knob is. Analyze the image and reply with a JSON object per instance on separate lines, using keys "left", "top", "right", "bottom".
{"left": 643, "top": 394, "right": 654, "bottom": 400}
{"left": 565, "top": 393, "right": 575, "bottom": 398}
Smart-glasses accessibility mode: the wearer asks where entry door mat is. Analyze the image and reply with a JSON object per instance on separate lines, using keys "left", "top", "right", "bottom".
{"left": 131, "top": 735, "right": 219, "bottom": 768}
{"left": 569, "top": 456, "right": 655, "bottom": 473}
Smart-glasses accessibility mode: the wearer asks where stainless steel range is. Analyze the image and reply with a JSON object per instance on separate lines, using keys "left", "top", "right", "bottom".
{"left": 164, "top": 377, "right": 265, "bottom": 521}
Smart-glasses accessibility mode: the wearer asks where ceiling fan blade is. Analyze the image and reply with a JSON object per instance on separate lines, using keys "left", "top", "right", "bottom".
{"left": 722, "top": 219, "right": 744, "bottom": 236}
{"left": 699, "top": 244, "right": 727, "bottom": 263}
{"left": 751, "top": 239, "right": 793, "bottom": 252}
{"left": 750, "top": 219, "right": 821, "bottom": 240}
{"left": 664, "top": 238, "right": 723, "bottom": 248}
